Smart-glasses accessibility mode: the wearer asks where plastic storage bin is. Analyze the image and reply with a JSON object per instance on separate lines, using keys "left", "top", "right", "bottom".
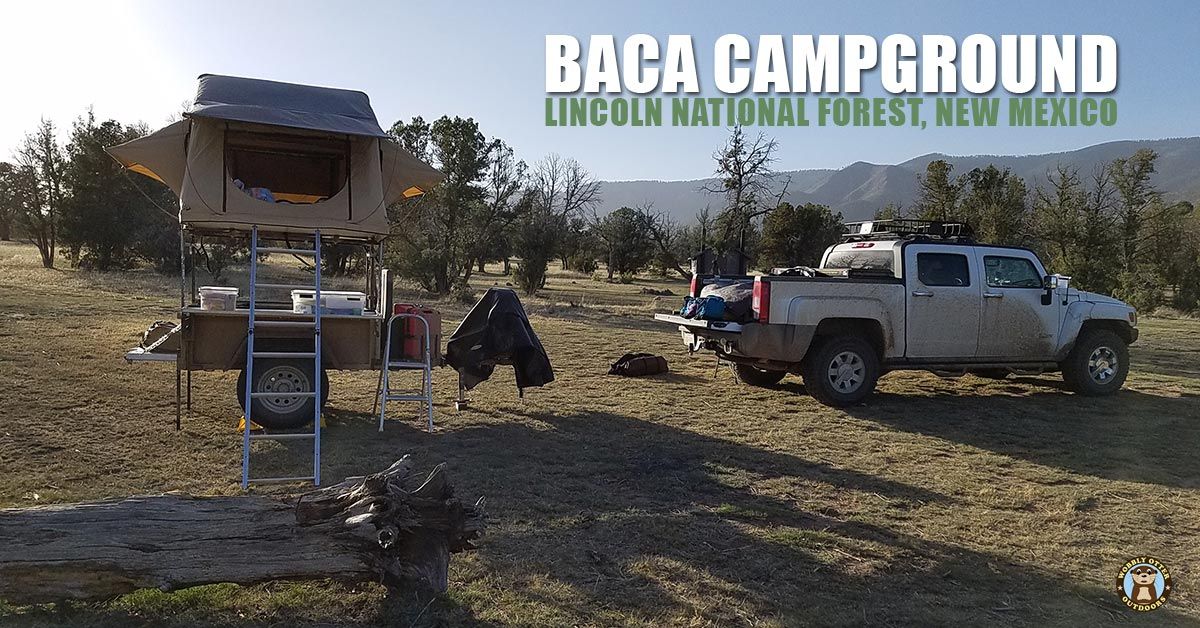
{"left": 290, "top": 290, "right": 366, "bottom": 316}
{"left": 198, "top": 286, "right": 238, "bottom": 311}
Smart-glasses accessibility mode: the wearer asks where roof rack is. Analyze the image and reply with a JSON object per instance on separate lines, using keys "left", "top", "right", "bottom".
{"left": 842, "top": 219, "right": 975, "bottom": 243}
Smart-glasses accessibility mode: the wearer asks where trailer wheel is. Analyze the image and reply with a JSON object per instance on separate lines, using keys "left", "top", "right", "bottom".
{"left": 732, "top": 363, "right": 787, "bottom": 387}
{"left": 800, "top": 335, "right": 880, "bottom": 407}
{"left": 237, "top": 359, "right": 330, "bottom": 429}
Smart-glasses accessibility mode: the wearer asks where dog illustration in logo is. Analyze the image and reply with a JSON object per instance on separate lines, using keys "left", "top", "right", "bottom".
{"left": 1130, "top": 565, "right": 1160, "bottom": 602}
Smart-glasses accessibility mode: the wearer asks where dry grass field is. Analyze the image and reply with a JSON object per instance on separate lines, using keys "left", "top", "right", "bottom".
{"left": 1, "top": 239, "right": 1198, "bottom": 627}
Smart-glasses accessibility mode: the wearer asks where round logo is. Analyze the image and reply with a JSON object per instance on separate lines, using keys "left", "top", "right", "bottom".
{"left": 1116, "top": 557, "right": 1172, "bottom": 611}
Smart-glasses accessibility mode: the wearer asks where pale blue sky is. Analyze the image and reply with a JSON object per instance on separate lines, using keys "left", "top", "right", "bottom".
{"left": 1, "top": 0, "right": 1196, "bottom": 180}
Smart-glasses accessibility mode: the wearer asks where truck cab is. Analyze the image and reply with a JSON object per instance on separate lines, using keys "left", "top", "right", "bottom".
{"left": 656, "top": 220, "right": 1138, "bottom": 406}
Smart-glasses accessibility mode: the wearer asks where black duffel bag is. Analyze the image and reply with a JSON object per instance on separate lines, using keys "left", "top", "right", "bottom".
{"left": 608, "top": 352, "right": 669, "bottom": 377}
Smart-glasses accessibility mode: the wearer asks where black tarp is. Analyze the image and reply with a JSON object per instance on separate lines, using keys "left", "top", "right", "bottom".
{"left": 445, "top": 288, "right": 554, "bottom": 394}
{"left": 188, "top": 74, "right": 389, "bottom": 138}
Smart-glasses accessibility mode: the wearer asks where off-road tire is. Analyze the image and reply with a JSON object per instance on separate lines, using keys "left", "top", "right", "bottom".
{"left": 732, "top": 363, "right": 787, "bottom": 387}
{"left": 801, "top": 335, "right": 880, "bottom": 407}
{"left": 237, "top": 359, "right": 330, "bottom": 429}
{"left": 1061, "top": 329, "right": 1129, "bottom": 396}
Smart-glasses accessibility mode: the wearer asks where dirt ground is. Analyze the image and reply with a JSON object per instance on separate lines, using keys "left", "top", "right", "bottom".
{"left": 1, "top": 239, "right": 1198, "bottom": 627}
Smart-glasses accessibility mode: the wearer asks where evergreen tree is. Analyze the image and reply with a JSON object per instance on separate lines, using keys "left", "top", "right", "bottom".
{"left": 758, "top": 202, "right": 844, "bottom": 269}
{"left": 913, "top": 160, "right": 962, "bottom": 222}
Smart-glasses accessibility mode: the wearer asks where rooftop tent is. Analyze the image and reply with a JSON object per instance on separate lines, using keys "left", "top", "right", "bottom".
{"left": 106, "top": 74, "right": 443, "bottom": 240}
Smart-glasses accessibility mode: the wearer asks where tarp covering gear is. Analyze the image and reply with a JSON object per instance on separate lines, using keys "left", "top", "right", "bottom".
{"left": 607, "top": 353, "right": 669, "bottom": 377}
{"left": 700, "top": 281, "right": 754, "bottom": 322}
{"left": 445, "top": 288, "right": 554, "bottom": 395}
{"left": 105, "top": 74, "right": 444, "bottom": 240}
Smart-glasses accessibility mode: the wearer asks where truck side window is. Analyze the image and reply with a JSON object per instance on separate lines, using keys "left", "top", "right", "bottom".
{"left": 916, "top": 253, "right": 970, "bottom": 287}
{"left": 983, "top": 256, "right": 1042, "bottom": 288}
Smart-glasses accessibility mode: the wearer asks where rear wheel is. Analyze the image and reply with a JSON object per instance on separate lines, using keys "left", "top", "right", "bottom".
{"left": 801, "top": 335, "right": 880, "bottom": 407}
{"left": 732, "top": 363, "right": 786, "bottom": 387}
{"left": 1061, "top": 329, "right": 1128, "bottom": 396}
{"left": 237, "top": 359, "right": 330, "bottom": 429}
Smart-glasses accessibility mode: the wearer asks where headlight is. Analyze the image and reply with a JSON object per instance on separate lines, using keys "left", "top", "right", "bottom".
{"left": 1128, "top": 311, "right": 1138, "bottom": 326}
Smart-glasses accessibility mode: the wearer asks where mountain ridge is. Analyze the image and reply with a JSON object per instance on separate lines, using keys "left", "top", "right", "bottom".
{"left": 597, "top": 137, "right": 1200, "bottom": 221}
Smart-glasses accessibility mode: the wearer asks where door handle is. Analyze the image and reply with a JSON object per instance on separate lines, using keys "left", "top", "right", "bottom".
{"left": 983, "top": 292, "right": 1004, "bottom": 299}
{"left": 911, "top": 290, "right": 933, "bottom": 297}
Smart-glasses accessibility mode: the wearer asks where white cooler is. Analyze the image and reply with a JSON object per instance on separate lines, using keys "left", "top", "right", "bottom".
{"left": 291, "top": 290, "right": 366, "bottom": 316}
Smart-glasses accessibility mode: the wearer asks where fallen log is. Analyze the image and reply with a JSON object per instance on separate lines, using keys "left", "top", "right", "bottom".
{"left": 0, "top": 456, "right": 484, "bottom": 604}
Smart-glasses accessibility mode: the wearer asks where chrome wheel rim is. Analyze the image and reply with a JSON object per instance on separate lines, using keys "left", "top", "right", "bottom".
{"left": 827, "top": 351, "right": 865, "bottom": 393}
{"left": 1088, "top": 346, "right": 1119, "bottom": 384}
{"left": 256, "top": 365, "right": 310, "bottom": 414}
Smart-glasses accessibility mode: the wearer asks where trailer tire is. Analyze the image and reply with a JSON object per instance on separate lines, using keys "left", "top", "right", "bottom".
{"left": 801, "top": 335, "right": 880, "bottom": 407}
{"left": 1061, "top": 329, "right": 1128, "bottom": 396}
{"left": 732, "top": 363, "right": 787, "bottom": 387}
{"left": 237, "top": 359, "right": 330, "bottom": 429}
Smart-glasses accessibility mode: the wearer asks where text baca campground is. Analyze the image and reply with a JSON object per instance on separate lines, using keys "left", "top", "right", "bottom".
{"left": 544, "top": 34, "right": 1119, "bottom": 128}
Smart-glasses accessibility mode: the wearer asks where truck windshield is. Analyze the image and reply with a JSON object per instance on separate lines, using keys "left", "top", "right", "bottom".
{"left": 824, "top": 250, "right": 893, "bottom": 271}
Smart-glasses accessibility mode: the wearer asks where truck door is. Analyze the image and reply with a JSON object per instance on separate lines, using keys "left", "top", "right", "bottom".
{"left": 974, "top": 249, "right": 1061, "bottom": 359}
{"left": 903, "top": 244, "right": 981, "bottom": 359}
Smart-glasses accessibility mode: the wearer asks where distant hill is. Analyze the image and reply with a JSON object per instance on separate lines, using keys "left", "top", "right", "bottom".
{"left": 597, "top": 137, "right": 1200, "bottom": 222}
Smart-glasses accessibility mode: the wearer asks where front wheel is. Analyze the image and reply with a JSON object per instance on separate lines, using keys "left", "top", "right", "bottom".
{"left": 801, "top": 336, "right": 880, "bottom": 407}
{"left": 732, "top": 363, "right": 786, "bottom": 387}
{"left": 237, "top": 359, "right": 330, "bottom": 429}
{"left": 1061, "top": 330, "right": 1129, "bottom": 396}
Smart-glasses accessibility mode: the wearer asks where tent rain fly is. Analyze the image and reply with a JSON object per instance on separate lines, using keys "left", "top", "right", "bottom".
{"left": 106, "top": 74, "right": 442, "bottom": 240}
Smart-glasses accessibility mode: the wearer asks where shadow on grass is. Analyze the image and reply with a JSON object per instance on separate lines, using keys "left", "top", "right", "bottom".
{"left": 7, "top": 401, "right": 1192, "bottom": 625}
{"left": 314, "top": 407, "right": 1171, "bottom": 625}
{"left": 844, "top": 384, "right": 1200, "bottom": 488}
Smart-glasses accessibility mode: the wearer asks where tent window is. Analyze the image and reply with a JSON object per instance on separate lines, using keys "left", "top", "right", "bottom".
{"left": 225, "top": 131, "right": 349, "bottom": 205}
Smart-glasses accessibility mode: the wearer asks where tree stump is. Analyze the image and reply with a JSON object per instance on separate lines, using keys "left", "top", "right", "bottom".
{"left": 0, "top": 456, "right": 484, "bottom": 604}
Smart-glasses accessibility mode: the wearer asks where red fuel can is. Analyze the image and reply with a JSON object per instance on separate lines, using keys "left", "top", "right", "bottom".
{"left": 391, "top": 304, "right": 442, "bottom": 363}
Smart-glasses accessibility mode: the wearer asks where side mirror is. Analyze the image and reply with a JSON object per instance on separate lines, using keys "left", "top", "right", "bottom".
{"left": 1041, "top": 275, "right": 1058, "bottom": 305}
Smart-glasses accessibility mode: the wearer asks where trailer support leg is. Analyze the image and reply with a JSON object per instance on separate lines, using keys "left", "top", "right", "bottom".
{"left": 175, "top": 364, "right": 182, "bottom": 430}
{"left": 454, "top": 374, "right": 469, "bottom": 411}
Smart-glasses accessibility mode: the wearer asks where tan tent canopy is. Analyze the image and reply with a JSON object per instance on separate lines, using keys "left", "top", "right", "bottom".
{"left": 106, "top": 74, "right": 443, "bottom": 240}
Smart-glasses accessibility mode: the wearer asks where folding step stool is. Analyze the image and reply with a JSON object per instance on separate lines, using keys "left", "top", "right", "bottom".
{"left": 242, "top": 226, "right": 324, "bottom": 487}
{"left": 376, "top": 312, "right": 434, "bottom": 432}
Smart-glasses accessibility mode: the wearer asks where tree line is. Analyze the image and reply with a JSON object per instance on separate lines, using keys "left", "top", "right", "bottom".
{"left": 1, "top": 110, "right": 1196, "bottom": 311}
{"left": 893, "top": 150, "right": 1200, "bottom": 311}
{"left": 634, "top": 125, "right": 1199, "bottom": 313}
{"left": 0, "top": 114, "right": 179, "bottom": 273}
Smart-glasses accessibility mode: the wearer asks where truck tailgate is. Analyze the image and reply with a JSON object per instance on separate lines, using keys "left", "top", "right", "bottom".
{"left": 653, "top": 313, "right": 744, "bottom": 333}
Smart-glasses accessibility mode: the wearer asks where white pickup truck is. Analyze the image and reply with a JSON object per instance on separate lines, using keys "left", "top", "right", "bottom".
{"left": 656, "top": 221, "right": 1138, "bottom": 406}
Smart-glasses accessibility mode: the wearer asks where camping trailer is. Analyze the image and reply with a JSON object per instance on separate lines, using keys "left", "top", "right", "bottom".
{"left": 108, "top": 74, "right": 444, "bottom": 485}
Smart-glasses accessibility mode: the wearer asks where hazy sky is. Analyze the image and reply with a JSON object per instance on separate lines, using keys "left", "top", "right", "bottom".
{"left": 1, "top": 0, "right": 1197, "bottom": 181}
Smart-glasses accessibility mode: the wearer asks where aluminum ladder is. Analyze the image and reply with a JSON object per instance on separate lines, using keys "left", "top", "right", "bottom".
{"left": 242, "top": 226, "right": 323, "bottom": 487}
{"left": 376, "top": 312, "right": 434, "bottom": 433}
